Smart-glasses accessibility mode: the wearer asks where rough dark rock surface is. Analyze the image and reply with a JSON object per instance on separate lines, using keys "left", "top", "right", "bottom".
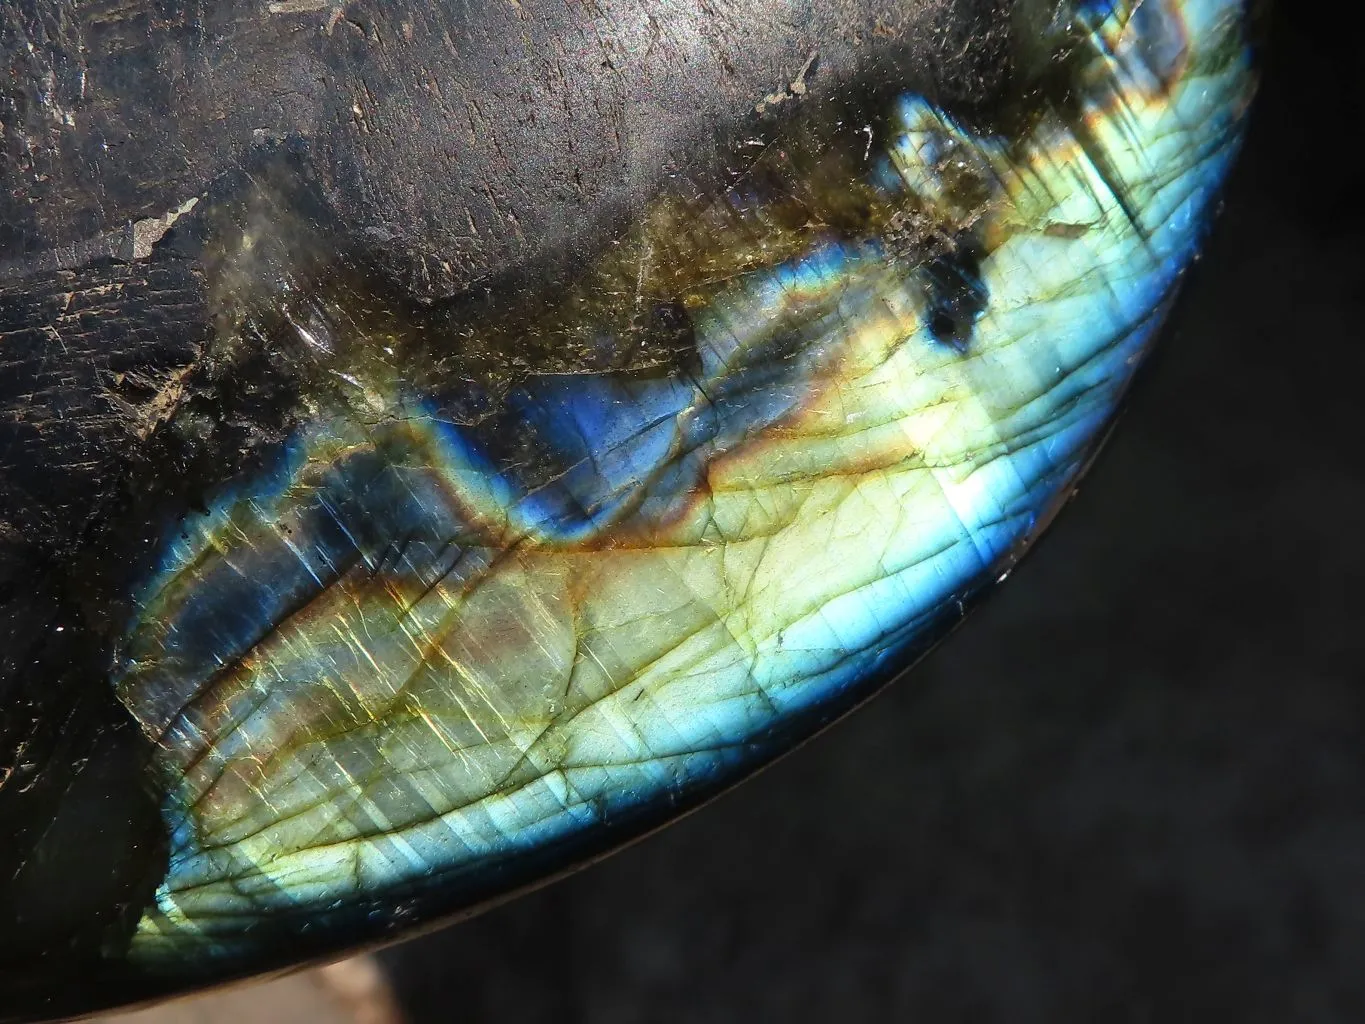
{"left": 2, "top": 0, "right": 1020, "bottom": 298}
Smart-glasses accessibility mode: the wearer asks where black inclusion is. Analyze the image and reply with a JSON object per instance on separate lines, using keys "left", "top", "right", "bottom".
{"left": 921, "top": 236, "right": 989, "bottom": 353}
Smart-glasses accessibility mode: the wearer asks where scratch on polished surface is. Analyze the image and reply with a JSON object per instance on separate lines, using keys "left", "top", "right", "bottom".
{"left": 113, "top": 0, "right": 1253, "bottom": 957}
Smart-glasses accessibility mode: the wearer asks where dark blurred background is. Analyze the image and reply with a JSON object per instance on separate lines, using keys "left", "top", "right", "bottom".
{"left": 365, "top": 5, "right": 1365, "bottom": 1022}
{"left": 101, "top": 2, "right": 1365, "bottom": 1021}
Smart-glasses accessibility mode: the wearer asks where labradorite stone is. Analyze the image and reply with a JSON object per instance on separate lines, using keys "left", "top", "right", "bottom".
{"left": 0, "top": 0, "right": 1255, "bottom": 1018}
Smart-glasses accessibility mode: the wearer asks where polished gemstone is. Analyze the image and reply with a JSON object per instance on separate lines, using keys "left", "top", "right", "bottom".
{"left": 0, "top": 0, "right": 1255, "bottom": 1016}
